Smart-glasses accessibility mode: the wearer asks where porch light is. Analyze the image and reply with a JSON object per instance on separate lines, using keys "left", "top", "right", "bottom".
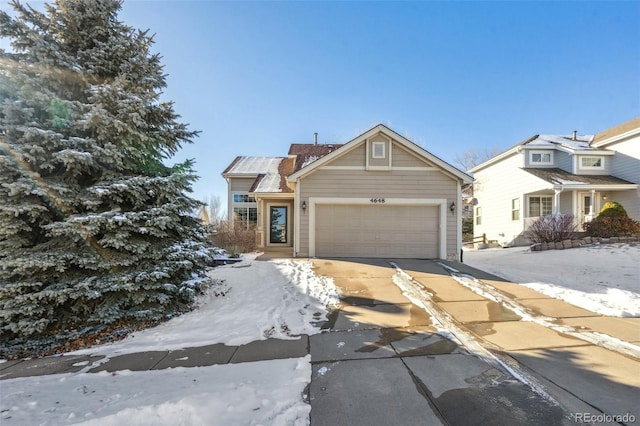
{"left": 602, "top": 195, "right": 607, "bottom": 200}
{"left": 301, "top": 201, "right": 307, "bottom": 211}
{"left": 449, "top": 201, "right": 456, "bottom": 213}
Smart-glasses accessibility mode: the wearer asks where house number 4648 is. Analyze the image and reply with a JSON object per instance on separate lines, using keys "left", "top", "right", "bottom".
{"left": 370, "top": 198, "right": 385, "bottom": 204}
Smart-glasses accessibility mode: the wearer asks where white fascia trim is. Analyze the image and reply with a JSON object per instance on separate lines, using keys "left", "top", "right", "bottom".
{"left": 470, "top": 135, "right": 540, "bottom": 174}
{"left": 308, "top": 197, "right": 448, "bottom": 260}
{"left": 469, "top": 148, "right": 519, "bottom": 173}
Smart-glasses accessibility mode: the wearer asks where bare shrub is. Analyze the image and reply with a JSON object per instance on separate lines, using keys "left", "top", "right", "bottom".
{"left": 209, "top": 221, "right": 257, "bottom": 254}
{"left": 525, "top": 214, "right": 578, "bottom": 243}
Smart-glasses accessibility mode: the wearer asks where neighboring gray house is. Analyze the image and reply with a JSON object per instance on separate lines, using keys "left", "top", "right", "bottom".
{"left": 469, "top": 117, "right": 640, "bottom": 247}
{"left": 222, "top": 124, "right": 473, "bottom": 259}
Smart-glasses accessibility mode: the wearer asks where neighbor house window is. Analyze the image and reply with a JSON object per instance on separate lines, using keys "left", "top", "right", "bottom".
{"left": 529, "top": 151, "right": 553, "bottom": 165}
{"left": 580, "top": 156, "right": 604, "bottom": 169}
{"left": 233, "top": 207, "right": 257, "bottom": 228}
{"left": 372, "top": 141, "right": 386, "bottom": 158}
{"left": 475, "top": 207, "right": 482, "bottom": 225}
{"left": 233, "top": 193, "right": 256, "bottom": 203}
{"left": 511, "top": 198, "right": 520, "bottom": 220}
{"left": 528, "top": 196, "right": 552, "bottom": 217}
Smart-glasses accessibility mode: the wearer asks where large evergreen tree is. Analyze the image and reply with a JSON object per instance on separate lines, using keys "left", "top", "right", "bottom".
{"left": 0, "top": 0, "right": 211, "bottom": 355}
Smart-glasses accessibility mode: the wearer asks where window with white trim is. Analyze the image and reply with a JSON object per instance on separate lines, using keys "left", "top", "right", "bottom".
{"left": 528, "top": 196, "right": 552, "bottom": 217}
{"left": 580, "top": 156, "right": 604, "bottom": 169}
{"left": 529, "top": 151, "right": 553, "bottom": 165}
{"left": 372, "top": 141, "right": 386, "bottom": 159}
{"left": 511, "top": 198, "right": 520, "bottom": 220}
{"left": 233, "top": 193, "right": 256, "bottom": 203}
{"left": 475, "top": 206, "right": 482, "bottom": 225}
{"left": 233, "top": 207, "right": 257, "bottom": 228}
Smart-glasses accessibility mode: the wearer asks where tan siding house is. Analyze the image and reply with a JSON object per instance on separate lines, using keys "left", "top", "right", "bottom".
{"left": 222, "top": 124, "right": 472, "bottom": 259}
{"left": 470, "top": 117, "right": 640, "bottom": 247}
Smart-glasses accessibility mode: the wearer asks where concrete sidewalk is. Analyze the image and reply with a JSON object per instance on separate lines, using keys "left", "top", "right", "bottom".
{"left": 0, "top": 336, "right": 309, "bottom": 380}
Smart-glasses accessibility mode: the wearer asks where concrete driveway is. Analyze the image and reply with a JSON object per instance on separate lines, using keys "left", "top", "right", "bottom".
{"left": 308, "top": 257, "right": 639, "bottom": 426}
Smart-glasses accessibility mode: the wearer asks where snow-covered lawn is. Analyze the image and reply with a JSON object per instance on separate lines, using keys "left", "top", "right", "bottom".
{"left": 462, "top": 243, "right": 640, "bottom": 317}
{"left": 2, "top": 255, "right": 339, "bottom": 425}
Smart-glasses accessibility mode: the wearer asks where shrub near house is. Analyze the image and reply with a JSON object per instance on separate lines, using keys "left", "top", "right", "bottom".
{"left": 584, "top": 202, "right": 640, "bottom": 237}
{"left": 525, "top": 214, "right": 578, "bottom": 243}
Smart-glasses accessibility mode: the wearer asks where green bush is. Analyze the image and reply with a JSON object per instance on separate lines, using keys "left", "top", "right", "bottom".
{"left": 599, "top": 201, "right": 628, "bottom": 217}
{"left": 583, "top": 216, "right": 640, "bottom": 237}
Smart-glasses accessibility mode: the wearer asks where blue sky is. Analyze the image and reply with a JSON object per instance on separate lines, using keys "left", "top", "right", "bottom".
{"left": 5, "top": 1, "right": 640, "bottom": 212}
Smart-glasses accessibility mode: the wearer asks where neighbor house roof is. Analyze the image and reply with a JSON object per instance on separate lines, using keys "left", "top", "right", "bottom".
{"left": 522, "top": 168, "right": 637, "bottom": 189}
{"left": 592, "top": 116, "right": 640, "bottom": 147}
{"left": 525, "top": 134, "right": 595, "bottom": 151}
{"left": 470, "top": 132, "right": 603, "bottom": 174}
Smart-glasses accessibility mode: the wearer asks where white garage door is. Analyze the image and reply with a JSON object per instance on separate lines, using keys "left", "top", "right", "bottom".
{"left": 315, "top": 204, "right": 439, "bottom": 258}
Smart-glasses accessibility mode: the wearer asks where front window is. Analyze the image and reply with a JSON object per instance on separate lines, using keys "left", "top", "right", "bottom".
{"left": 580, "top": 156, "right": 604, "bottom": 169}
{"left": 233, "top": 207, "right": 257, "bottom": 228}
{"left": 511, "top": 198, "right": 520, "bottom": 220}
{"left": 475, "top": 206, "right": 482, "bottom": 225}
{"left": 530, "top": 151, "right": 553, "bottom": 165}
{"left": 528, "top": 196, "right": 552, "bottom": 217}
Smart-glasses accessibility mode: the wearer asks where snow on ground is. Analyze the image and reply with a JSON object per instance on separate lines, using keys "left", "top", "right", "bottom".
{"left": 73, "top": 254, "right": 339, "bottom": 356}
{"left": 2, "top": 254, "right": 338, "bottom": 425}
{"left": 463, "top": 243, "right": 640, "bottom": 317}
{"left": 2, "top": 356, "right": 311, "bottom": 426}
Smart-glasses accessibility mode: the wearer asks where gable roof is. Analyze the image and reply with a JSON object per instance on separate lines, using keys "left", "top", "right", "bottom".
{"left": 592, "top": 116, "right": 640, "bottom": 147}
{"left": 522, "top": 168, "right": 636, "bottom": 189}
{"left": 287, "top": 124, "right": 473, "bottom": 184}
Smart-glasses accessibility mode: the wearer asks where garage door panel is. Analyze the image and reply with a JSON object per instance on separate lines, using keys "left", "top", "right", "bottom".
{"left": 316, "top": 204, "right": 438, "bottom": 258}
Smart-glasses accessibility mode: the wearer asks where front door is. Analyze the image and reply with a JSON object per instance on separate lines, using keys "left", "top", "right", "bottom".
{"left": 269, "top": 206, "right": 288, "bottom": 244}
{"left": 580, "top": 192, "right": 597, "bottom": 223}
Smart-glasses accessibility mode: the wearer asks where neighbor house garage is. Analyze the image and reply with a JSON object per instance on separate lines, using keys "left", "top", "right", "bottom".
{"left": 222, "top": 124, "right": 472, "bottom": 260}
